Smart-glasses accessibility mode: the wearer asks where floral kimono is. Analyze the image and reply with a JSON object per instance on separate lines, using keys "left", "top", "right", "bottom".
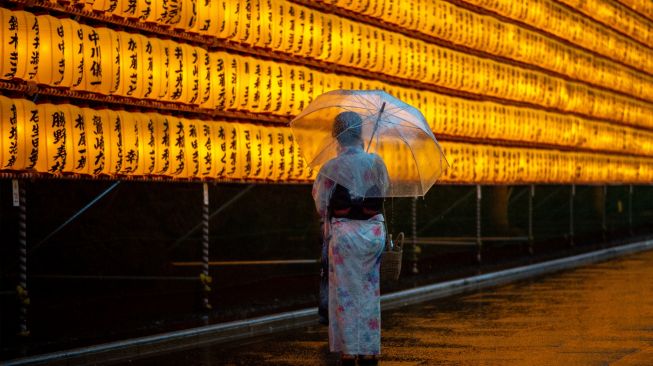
{"left": 312, "top": 146, "right": 389, "bottom": 355}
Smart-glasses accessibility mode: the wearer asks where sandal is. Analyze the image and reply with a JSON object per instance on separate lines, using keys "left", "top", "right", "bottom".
{"left": 358, "top": 355, "right": 378, "bottom": 365}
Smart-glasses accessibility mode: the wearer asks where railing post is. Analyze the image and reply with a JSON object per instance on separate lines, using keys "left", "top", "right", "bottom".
{"left": 200, "top": 183, "right": 212, "bottom": 310}
{"left": 14, "top": 179, "right": 30, "bottom": 337}
{"left": 476, "top": 185, "right": 482, "bottom": 263}
{"left": 570, "top": 184, "right": 575, "bottom": 247}
{"left": 628, "top": 185, "right": 633, "bottom": 236}
{"left": 528, "top": 185, "right": 534, "bottom": 255}
{"left": 410, "top": 197, "right": 418, "bottom": 274}
{"left": 602, "top": 185, "right": 607, "bottom": 244}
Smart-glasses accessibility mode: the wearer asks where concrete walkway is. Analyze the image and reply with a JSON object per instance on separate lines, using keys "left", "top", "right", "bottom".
{"left": 125, "top": 249, "right": 653, "bottom": 365}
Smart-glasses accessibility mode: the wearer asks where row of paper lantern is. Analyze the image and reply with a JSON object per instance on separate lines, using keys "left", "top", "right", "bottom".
{"left": 2, "top": 8, "right": 653, "bottom": 134}
{"left": 0, "top": 95, "right": 315, "bottom": 180}
{"left": 461, "top": 0, "right": 651, "bottom": 78}
{"left": 427, "top": 96, "right": 653, "bottom": 157}
{"left": 557, "top": 0, "right": 652, "bottom": 47}
{"left": 315, "top": 0, "right": 653, "bottom": 98}
{"left": 618, "top": 0, "right": 653, "bottom": 24}
{"left": 3, "top": 5, "right": 653, "bottom": 129}
{"left": 440, "top": 142, "right": 653, "bottom": 184}
{"left": 67, "top": 0, "right": 653, "bottom": 104}
{"left": 3, "top": 95, "right": 653, "bottom": 184}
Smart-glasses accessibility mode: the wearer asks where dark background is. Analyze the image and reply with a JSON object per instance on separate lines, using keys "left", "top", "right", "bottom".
{"left": 1, "top": 180, "right": 652, "bottom": 359}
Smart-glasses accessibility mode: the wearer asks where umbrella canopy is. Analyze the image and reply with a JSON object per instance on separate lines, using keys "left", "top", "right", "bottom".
{"left": 291, "top": 89, "right": 447, "bottom": 197}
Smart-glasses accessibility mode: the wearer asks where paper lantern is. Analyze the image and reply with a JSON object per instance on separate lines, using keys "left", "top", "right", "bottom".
{"left": 166, "top": 42, "right": 189, "bottom": 103}
{"left": 83, "top": 27, "right": 121, "bottom": 95}
{"left": 168, "top": 116, "right": 187, "bottom": 177}
{"left": 194, "top": 0, "right": 213, "bottom": 33}
{"left": 117, "top": 31, "right": 145, "bottom": 98}
{"left": 250, "top": 125, "right": 265, "bottom": 179}
{"left": 12, "top": 11, "right": 40, "bottom": 82}
{"left": 151, "top": 113, "right": 171, "bottom": 176}
{"left": 61, "top": 104, "right": 90, "bottom": 174}
{"left": 104, "top": 109, "right": 124, "bottom": 175}
{"left": 60, "top": 18, "right": 85, "bottom": 90}
{"left": 117, "top": 110, "right": 141, "bottom": 174}
{"left": 200, "top": 51, "right": 218, "bottom": 109}
{"left": 236, "top": 123, "right": 255, "bottom": 179}
{"left": 216, "top": 0, "right": 241, "bottom": 39}
{"left": 37, "top": 103, "right": 69, "bottom": 174}
{"left": 0, "top": 96, "right": 26, "bottom": 170}
{"left": 213, "top": 121, "right": 229, "bottom": 178}
{"left": 197, "top": 48, "right": 212, "bottom": 107}
{"left": 0, "top": 9, "right": 19, "bottom": 80}
{"left": 187, "top": 46, "right": 201, "bottom": 105}
{"left": 212, "top": 51, "right": 227, "bottom": 110}
{"left": 35, "top": 15, "right": 65, "bottom": 86}
{"left": 223, "top": 53, "right": 239, "bottom": 110}
{"left": 81, "top": 108, "right": 109, "bottom": 175}
{"left": 140, "top": 113, "right": 157, "bottom": 175}
{"left": 223, "top": 121, "right": 240, "bottom": 178}
{"left": 119, "top": 0, "right": 143, "bottom": 19}
{"left": 184, "top": 119, "right": 201, "bottom": 178}
{"left": 197, "top": 120, "right": 217, "bottom": 178}
{"left": 260, "top": 125, "right": 276, "bottom": 180}
{"left": 270, "top": 63, "right": 284, "bottom": 114}
{"left": 257, "top": 0, "right": 273, "bottom": 48}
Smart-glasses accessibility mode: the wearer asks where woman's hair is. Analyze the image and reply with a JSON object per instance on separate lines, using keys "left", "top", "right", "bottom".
{"left": 332, "top": 111, "right": 363, "bottom": 146}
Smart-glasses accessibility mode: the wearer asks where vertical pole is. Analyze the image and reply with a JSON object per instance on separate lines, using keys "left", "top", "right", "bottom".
{"left": 602, "top": 185, "right": 607, "bottom": 244}
{"left": 15, "top": 180, "right": 29, "bottom": 336}
{"left": 570, "top": 184, "right": 575, "bottom": 247}
{"left": 476, "top": 185, "right": 482, "bottom": 263}
{"left": 200, "top": 183, "right": 212, "bottom": 310}
{"left": 528, "top": 185, "right": 534, "bottom": 255}
{"left": 628, "top": 185, "right": 633, "bottom": 236}
{"left": 411, "top": 197, "right": 418, "bottom": 274}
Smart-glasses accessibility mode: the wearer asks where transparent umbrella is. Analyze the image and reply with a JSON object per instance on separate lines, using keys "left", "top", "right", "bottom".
{"left": 290, "top": 89, "right": 447, "bottom": 197}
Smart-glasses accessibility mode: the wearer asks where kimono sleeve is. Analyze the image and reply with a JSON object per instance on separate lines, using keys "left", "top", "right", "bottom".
{"left": 312, "top": 163, "right": 336, "bottom": 219}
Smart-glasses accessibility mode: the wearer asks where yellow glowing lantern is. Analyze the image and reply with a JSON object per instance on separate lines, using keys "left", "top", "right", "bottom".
{"left": 212, "top": 121, "right": 229, "bottom": 179}
{"left": 270, "top": 63, "right": 284, "bottom": 114}
{"left": 223, "top": 54, "right": 239, "bottom": 110}
{"left": 197, "top": 48, "right": 212, "bottom": 107}
{"left": 217, "top": 0, "right": 236, "bottom": 40}
{"left": 104, "top": 109, "right": 124, "bottom": 175}
{"left": 167, "top": 116, "right": 188, "bottom": 177}
{"left": 196, "top": 120, "right": 216, "bottom": 178}
{"left": 187, "top": 45, "right": 201, "bottom": 105}
{"left": 60, "top": 18, "right": 85, "bottom": 90}
{"left": 237, "top": 0, "right": 254, "bottom": 45}
{"left": 236, "top": 123, "right": 254, "bottom": 179}
{"left": 141, "top": 37, "right": 156, "bottom": 99}
{"left": 250, "top": 125, "right": 265, "bottom": 179}
{"left": 194, "top": 0, "right": 212, "bottom": 34}
{"left": 236, "top": 57, "right": 252, "bottom": 110}
{"left": 61, "top": 104, "right": 90, "bottom": 175}
{"left": 273, "top": 127, "right": 290, "bottom": 180}
{"left": 119, "top": 0, "right": 143, "bottom": 20}
{"left": 117, "top": 32, "right": 145, "bottom": 98}
{"left": 116, "top": 110, "right": 141, "bottom": 175}
{"left": 81, "top": 107, "right": 109, "bottom": 175}
{"left": 260, "top": 125, "right": 276, "bottom": 180}
{"left": 246, "top": 59, "right": 263, "bottom": 112}
{"left": 140, "top": 113, "right": 157, "bottom": 175}
{"left": 151, "top": 113, "right": 171, "bottom": 176}
{"left": 0, "top": 96, "right": 24, "bottom": 170}
{"left": 0, "top": 9, "right": 19, "bottom": 80}
{"left": 83, "top": 27, "right": 120, "bottom": 95}
{"left": 260, "top": 61, "right": 275, "bottom": 113}
{"left": 11, "top": 11, "right": 39, "bottom": 82}
{"left": 257, "top": 0, "right": 273, "bottom": 48}
{"left": 184, "top": 119, "right": 201, "bottom": 178}
{"left": 201, "top": 52, "right": 219, "bottom": 109}
{"left": 166, "top": 42, "right": 188, "bottom": 103}
{"left": 269, "top": 1, "right": 284, "bottom": 50}
{"left": 212, "top": 51, "right": 227, "bottom": 110}
{"left": 35, "top": 15, "right": 65, "bottom": 86}
{"left": 224, "top": 122, "right": 240, "bottom": 178}
{"left": 37, "top": 103, "right": 69, "bottom": 174}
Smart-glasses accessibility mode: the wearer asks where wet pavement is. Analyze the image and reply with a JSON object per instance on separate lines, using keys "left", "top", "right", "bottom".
{"left": 125, "top": 250, "right": 653, "bottom": 365}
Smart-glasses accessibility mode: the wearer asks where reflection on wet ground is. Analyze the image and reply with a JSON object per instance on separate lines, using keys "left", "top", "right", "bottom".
{"left": 127, "top": 250, "right": 653, "bottom": 365}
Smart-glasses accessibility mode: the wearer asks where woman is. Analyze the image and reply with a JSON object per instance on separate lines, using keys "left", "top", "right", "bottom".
{"left": 312, "top": 111, "right": 389, "bottom": 365}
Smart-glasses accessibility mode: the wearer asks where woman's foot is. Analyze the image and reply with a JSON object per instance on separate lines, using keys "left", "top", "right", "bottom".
{"left": 339, "top": 354, "right": 356, "bottom": 365}
{"left": 358, "top": 355, "right": 378, "bottom": 365}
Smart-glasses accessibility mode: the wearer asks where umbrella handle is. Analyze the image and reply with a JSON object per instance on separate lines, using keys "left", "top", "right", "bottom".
{"left": 366, "top": 102, "right": 386, "bottom": 152}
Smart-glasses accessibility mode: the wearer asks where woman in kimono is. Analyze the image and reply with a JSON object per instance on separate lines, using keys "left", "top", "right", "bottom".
{"left": 312, "top": 111, "right": 389, "bottom": 365}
